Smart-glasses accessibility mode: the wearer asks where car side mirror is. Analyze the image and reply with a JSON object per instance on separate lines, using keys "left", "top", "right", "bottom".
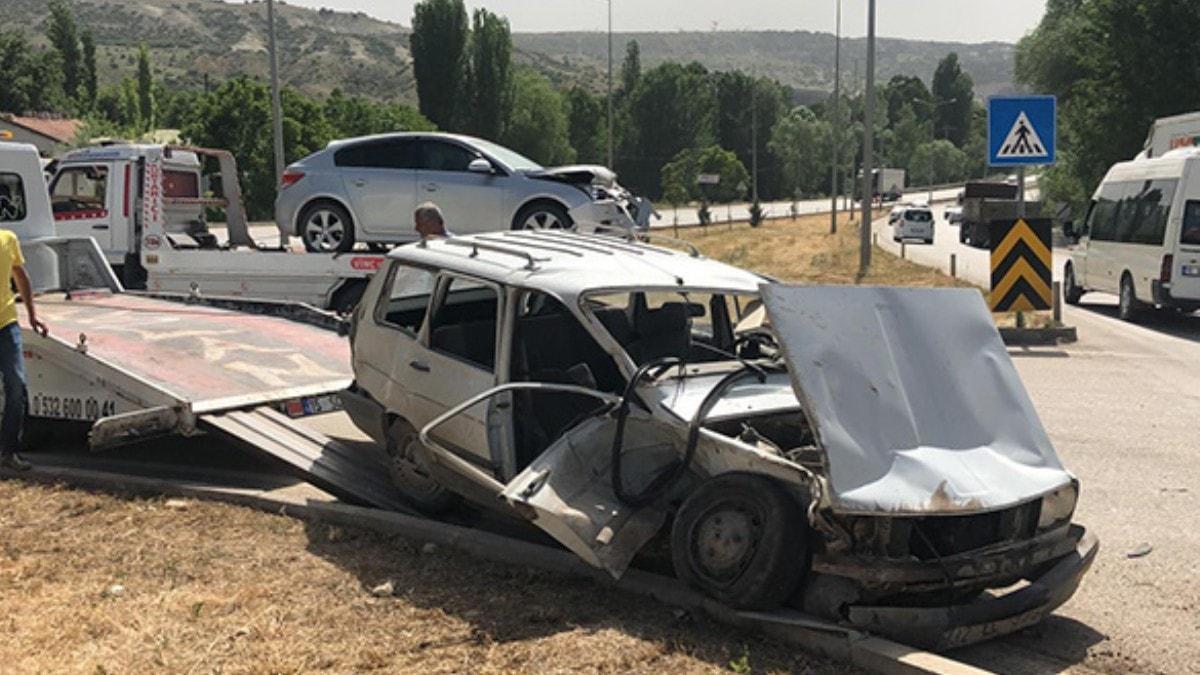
{"left": 468, "top": 158, "right": 494, "bottom": 174}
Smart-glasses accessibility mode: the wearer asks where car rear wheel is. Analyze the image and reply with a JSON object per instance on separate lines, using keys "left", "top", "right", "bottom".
{"left": 513, "top": 202, "right": 573, "bottom": 231}
{"left": 670, "top": 473, "right": 808, "bottom": 610}
{"left": 1064, "top": 264, "right": 1083, "bottom": 305}
{"left": 300, "top": 202, "right": 356, "bottom": 253}
{"left": 385, "top": 417, "right": 460, "bottom": 515}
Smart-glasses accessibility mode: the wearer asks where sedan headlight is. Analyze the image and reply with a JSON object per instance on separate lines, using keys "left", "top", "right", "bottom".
{"left": 1038, "top": 481, "right": 1078, "bottom": 530}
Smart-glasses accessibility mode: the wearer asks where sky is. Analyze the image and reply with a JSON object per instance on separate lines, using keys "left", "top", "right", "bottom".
{"left": 272, "top": 0, "right": 1049, "bottom": 43}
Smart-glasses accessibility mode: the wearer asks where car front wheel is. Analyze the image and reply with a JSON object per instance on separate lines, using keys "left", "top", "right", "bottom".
{"left": 513, "top": 202, "right": 573, "bottom": 231}
{"left": 670, "top": 473, "right": 808, "bottom": 610}
{"left": 300, "top": 202, "right": 356, "bottom": 253}
{"left": 1119, "top": 274, "right": 1143, "bottom": 323}
{"left": 1064, "top": 264, "right": 1083, "bottom": 305}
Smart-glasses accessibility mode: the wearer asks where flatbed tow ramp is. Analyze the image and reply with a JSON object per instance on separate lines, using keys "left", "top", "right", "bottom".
{"left": 19, "top": 251, "right": 405, "bottom": 511}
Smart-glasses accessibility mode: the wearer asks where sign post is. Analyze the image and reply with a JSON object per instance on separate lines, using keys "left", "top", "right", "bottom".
{"left": 986, "top": 95, "right": 1057, "bottom": 313}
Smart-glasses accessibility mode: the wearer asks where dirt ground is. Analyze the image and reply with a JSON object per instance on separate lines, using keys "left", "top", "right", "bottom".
{"left": 0, "top": 480, "right": 850, "bottom": 674}
{"left": 676, "top": 211, "right": 975, "bottom": 289}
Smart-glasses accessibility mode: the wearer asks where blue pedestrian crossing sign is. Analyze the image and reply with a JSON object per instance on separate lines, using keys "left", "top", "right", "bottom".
{"left": 988, "top": 95, "right": 1056, "bottom": 167}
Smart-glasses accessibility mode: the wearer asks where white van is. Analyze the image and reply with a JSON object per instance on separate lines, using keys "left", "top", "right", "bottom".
{"left": 891, "top": 203, "right": 934, "bottom": 244}
{"left": 1064, "top": 148, "right": 1200, "bottom": 320}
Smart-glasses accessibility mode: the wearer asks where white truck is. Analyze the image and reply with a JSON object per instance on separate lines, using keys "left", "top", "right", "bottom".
{"left": 48, "top": 144, "right": 386, "bottom": 312}
{"left": 1, "top": 140, "right": 403, "bottom": 509}
{"left": 872, "top": 168, "right": 906, "bottom": 202}
{"left": 1139, "top": 111, "right": 1200, "bottom": 159}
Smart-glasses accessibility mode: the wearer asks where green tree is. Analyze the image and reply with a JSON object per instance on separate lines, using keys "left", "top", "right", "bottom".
{"left": 324, "top": 89, "right": 435, "bottom": 137}
{"left": 502, "top": 69, "right": 574, "bottom": 166}
{"left": 930, "top": 53, "right": 975, "bottom": 147}
{"left": 883, "top": 75, "right": 932, "bottom": 128}
{"left": 625, "top": 62, "right": 715, "bottom": 197}
{"left": 410, "top": 0, "right": 469, "bottom": 130}
{"left": 619, "top": 40, "right": 641, "bottom": 99}
{"left": 566, "top": 87, "right": 605, "bottom": 165}
{"left": 136, "top": 44, "right": 154, "bottom": 130}
{"left": 885, "top": 103, "right": 931, "bottom": 175}
{"left": 80, "top": 29, "right": 97, "bottom": 107}
{"left": 910, "top": 139, "right": 968, "bottom": 185}
{"left": 714, "top": 71, "right": 789, "bottom": 200}
{"left": 46, "top": 0, "right": 81, "bottom": 101}
{"left": 0, "top": 31, "right": 68, "bottom": 113}
{"left": 1017, "top": 0, "right": 1200, "bottom": 213}
{"left": 119, "top": 77, "right": 141, "bottom": 130}
{"left": 184, "top": 77, "right": 334, "bottom": 219}
{"left": 769, "top": 106, "right": 830, "bottom": 197}
{"left": 659, "top": 145, "right": 748, "bottom": 204}
{"left": 466, "top": 8, "right": 513, "bottom": 140}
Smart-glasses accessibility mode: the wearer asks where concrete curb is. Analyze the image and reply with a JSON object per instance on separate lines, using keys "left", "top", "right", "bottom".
{"left": 999, "top": 326, "right": 1078, "bottom": 346}
{"left": 2, "top": 464, "right": 990, "bottom": 675}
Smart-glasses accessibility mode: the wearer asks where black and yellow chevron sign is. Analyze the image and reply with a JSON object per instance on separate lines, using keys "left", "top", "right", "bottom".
{"left": 990, "top": 218, "right": 1052, "bottom": 311}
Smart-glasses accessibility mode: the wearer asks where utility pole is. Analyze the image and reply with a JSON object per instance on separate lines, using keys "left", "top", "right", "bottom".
{"left": 830, "top": 0, "right": 841, "bottom": 234}
{"left": 751, "top": 78, "right": 759, "bottom": 205}
{"left": 606, "top": 0, "right": 614, "bottom": 168}
{"left": 858, "top": 0, "right": 876, "bottom": 276}
{"left": 267, "top": 0, "right": 285, "bottom": 186}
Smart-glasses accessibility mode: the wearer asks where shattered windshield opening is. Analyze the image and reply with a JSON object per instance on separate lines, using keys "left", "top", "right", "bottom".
{"left": 582, "top": 289, "right": 768, "bottom": 367}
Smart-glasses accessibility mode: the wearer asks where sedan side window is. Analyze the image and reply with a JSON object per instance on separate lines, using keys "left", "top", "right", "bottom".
{"left": 419, "top": 141, "right": 475, "bottom": 173}
{"left": 376, "top": 263, "right": 436, "bottom": 335}
{"left": 334, "top": 139, "right": 418, "bottom": 170}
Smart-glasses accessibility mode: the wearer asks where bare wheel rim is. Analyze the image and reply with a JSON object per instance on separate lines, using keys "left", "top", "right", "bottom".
{"left": 689, "top": 501, "right": 762, "bottom": 588}
{"left": 523, "top": 210, "right": 563, "bottom": 230}
{"left": 390, "top": 434, "right": 442, "bottom": 499}
{"left": 304, "top": 210, "right": 345, "bottom": 250}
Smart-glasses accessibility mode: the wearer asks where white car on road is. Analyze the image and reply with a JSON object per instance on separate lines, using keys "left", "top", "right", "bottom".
{"left": 276, "top": 132, "right": 647, "bottom": 252}
{"left": 892, "top": 204, "right": 935, "bottom": 244}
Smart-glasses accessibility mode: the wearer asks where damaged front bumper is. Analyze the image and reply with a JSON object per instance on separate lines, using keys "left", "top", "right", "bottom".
{"left": 828, "top": 525, "right": 1098, "bottom": 650}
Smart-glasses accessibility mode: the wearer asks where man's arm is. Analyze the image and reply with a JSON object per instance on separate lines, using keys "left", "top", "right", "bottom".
{"left": 12, "top": 266, "right": 48, "bottom": 337}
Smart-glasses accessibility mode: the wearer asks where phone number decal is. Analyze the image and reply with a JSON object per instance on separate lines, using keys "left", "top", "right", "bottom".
{"left": 30, "top": 394, "right": 116, "bottom": 421}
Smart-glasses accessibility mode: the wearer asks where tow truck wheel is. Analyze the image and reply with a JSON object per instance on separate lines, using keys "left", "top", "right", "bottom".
{"left": 513, "top": 202, "right": 573, "bottom": 231}
{"left": 300, "top": 202, "right": 356, "bottom": 253}
{"left": 670, "top": 473, "right": 808, "bottom": 610}
{"left": 386, "top": 417, "right": 460, "bottom": 515}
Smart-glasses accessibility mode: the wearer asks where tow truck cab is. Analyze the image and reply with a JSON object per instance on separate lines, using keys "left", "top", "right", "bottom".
{"left": 49, "top": 144, "right": 213, "bottom": 274}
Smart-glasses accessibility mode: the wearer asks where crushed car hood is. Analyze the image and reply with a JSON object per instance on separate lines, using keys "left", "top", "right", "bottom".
{"left": 760, "top": 284, "right": 1072, "bottom": 515}
{"left": 526, "top": 165, "right": 617, "bottom": 188}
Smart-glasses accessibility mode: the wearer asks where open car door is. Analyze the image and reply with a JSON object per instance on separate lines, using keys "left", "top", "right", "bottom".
{"left": 421, "top": 383, "right": 680, "bottom": 577}
{"left": 759, "top": 284, "right": 1073, "bottom": 515}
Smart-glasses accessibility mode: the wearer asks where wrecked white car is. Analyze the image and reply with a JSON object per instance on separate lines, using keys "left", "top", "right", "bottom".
{"left": 342, "top": 230, "right": 1097, "bottom": 649}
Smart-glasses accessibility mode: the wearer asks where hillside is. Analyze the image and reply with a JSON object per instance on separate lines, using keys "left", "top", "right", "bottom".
{"left": 7, "top": 0, "right": 1014, "bottom": 104}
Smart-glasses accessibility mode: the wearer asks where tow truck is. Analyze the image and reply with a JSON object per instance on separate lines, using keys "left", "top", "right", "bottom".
{"left": 3, "top": 140, "right": 403, "bottom": 509}
{"left": 48, "top": 144, "right": 386, "bottom": 312}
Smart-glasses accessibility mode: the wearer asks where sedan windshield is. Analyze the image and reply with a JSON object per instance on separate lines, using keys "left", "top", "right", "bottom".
{"left": 471, "top": 138, "right": 543, "bottom": 172}
{"left": 583, "top": 289, "right": 763, "bottom": 366}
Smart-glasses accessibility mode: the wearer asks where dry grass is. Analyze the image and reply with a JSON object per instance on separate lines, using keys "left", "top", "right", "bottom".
{"left": 672, "top": 212, "right": 975, "bottom": 289}
{"left": 0, "top": 480, "right": 848, "bottom": 674}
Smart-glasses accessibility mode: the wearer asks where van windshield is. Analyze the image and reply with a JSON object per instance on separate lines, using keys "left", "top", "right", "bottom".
{"left": 1183, "top": 201, "right": 1200, "bottom": 246}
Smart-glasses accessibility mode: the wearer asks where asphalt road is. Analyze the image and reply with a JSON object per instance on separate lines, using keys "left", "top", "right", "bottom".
{"left": 874, "top": 205, "right": 1200, "bottom": 673}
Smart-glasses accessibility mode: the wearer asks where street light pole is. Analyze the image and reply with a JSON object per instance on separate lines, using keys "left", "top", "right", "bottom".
{"left": 859, "top": 0, "right": 876, "bottom": 275}
{"left": 267, "top": 0, "right": 285, "bottom": 186}
{"left": 606, "top": 0, "right": 614, "bottom": 168}
{"left": 830, "top": 0, "right": 840, "bottom": 235}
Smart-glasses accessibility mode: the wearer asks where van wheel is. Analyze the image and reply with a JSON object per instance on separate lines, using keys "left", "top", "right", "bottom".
{"left": 1064, "top": 264, "right": 1083, "bottom": 305}
{"left": 670, "top": 473, "right": 808, "bottom": 610}
{"left": 1119, "top": 274, "right": 1143, "bottom": 323}
{"left": 385, "top": 417, "right": 460, "bottom": 515}
{"left": 300, "top": 201, "right": 356, "bottom": 253}
{"left": 513, "top": 202, "right": 572, "bottom": 231}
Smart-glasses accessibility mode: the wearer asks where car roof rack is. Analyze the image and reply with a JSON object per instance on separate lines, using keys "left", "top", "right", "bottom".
{"left": 473, "top": 234, "right": 586, "bottom": 258}
{"left": 625, "top": 232, "right": 701, "bottom": 258}
{"left": 536, "top": 230, "right": 666, "bottom": 257}
{"left": 499, "top": 231, "right": 618, "bottom": 256}
{"left": 442, "top": 238, "right": 546, "bottom": 270}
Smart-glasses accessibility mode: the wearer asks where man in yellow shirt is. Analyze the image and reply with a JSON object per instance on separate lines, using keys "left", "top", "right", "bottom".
{"left": 0, "top": 230, "right": 48, "bottom": 471}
